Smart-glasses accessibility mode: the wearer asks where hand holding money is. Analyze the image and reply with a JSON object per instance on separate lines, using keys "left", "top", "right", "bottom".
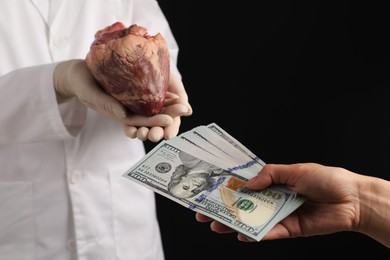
{"left": 122, "top": 123, "right": 304, "bottom": 241}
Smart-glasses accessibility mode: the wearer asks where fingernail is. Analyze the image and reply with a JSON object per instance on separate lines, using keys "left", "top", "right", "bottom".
{"left": 210, "top": 222, "right": 216, "bottom": 232}
{"left": 186, "top": 105, "right": 193, "bottom": 115}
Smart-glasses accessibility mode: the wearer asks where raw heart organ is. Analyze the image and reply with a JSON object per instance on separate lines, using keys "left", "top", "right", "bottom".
{"left": 86, "top": 22, "right": 170, "bottom": 116}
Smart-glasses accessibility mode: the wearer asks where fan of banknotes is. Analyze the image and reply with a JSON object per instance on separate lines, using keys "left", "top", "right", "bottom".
{"left": 123, "top": 122, "right": 305, "bottom": 242}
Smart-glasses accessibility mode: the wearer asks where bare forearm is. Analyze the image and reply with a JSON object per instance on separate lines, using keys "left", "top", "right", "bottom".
{"left": 358, "top": 175, "right": 390, "bottom": 248}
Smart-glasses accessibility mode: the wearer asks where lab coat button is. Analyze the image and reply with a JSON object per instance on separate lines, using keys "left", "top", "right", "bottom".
{"left": 70, "top": 171, "right": 82, "bottom": 184}
{"left": 53, "top": 36, "right": 68, "bottom": 48}
{"left": 66, "top": 239, "right": 77, "bottom": 251}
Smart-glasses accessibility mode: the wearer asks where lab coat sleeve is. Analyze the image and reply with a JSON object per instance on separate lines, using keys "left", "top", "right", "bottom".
{"left": 0, "top": 63, "right": 87, "bottom": 145}
{"left": 131, "top": 0, "right": 181, "bottom": 78}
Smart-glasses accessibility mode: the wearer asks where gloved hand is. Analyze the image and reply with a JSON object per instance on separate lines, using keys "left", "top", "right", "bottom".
{"left": 124, "top": 72, "right": 193, "bottom": 142}
{"left": 53, "top": 59, "right": 178, "bottom": 139}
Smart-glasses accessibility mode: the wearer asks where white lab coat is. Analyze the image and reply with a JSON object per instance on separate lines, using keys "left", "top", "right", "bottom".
{"left": 0, "top": 1, "right": 180, "bottom": 259}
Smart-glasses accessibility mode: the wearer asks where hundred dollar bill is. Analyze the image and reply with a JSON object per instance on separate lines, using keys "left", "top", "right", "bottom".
{"left": 180, "top": 125, "right": 264, "bottom": 178}
{"left": 169, "top": 135, "right": 259, "bottom": 180}
{"left": 206, "top": 123, "right": 266, "bottom": 167}
{"left": 122, "top": 138, "right": 303, "bottom": 241}
{"left": 181, "top": 128, "right": 256, "bottom": 171}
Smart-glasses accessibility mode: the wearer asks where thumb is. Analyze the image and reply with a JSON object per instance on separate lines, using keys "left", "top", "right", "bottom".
{"left": 56, "top": 59, "right": 128, "bottom": 120}
{"left": 72, "top": 76, "right": 127, "bottom": 119}
{"left": 245, "top": 164, "right": 288, "bottom": 190}
{"left": 85, "top": 88, "right": 128, "bottom": 119}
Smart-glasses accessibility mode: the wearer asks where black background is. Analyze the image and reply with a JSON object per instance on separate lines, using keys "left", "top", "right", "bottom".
{"left": 149, "top": 1, "right": 390, "bottom": 258}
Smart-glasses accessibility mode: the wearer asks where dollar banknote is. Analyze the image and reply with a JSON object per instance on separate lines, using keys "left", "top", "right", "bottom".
{"left": 122, "top": 123, "right": 305, "bottom": 241}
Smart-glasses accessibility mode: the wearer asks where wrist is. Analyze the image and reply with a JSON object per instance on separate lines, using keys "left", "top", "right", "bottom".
{"left": 357, "top": 175, "right": 390, "bottom": 248}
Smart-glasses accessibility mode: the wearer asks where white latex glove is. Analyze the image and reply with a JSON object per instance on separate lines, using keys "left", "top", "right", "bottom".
{"left": 53, "top": 59, "right": 177, "bottom": 137}
{"left": 123, "top": 72, "right": 193, "bottom": 142}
